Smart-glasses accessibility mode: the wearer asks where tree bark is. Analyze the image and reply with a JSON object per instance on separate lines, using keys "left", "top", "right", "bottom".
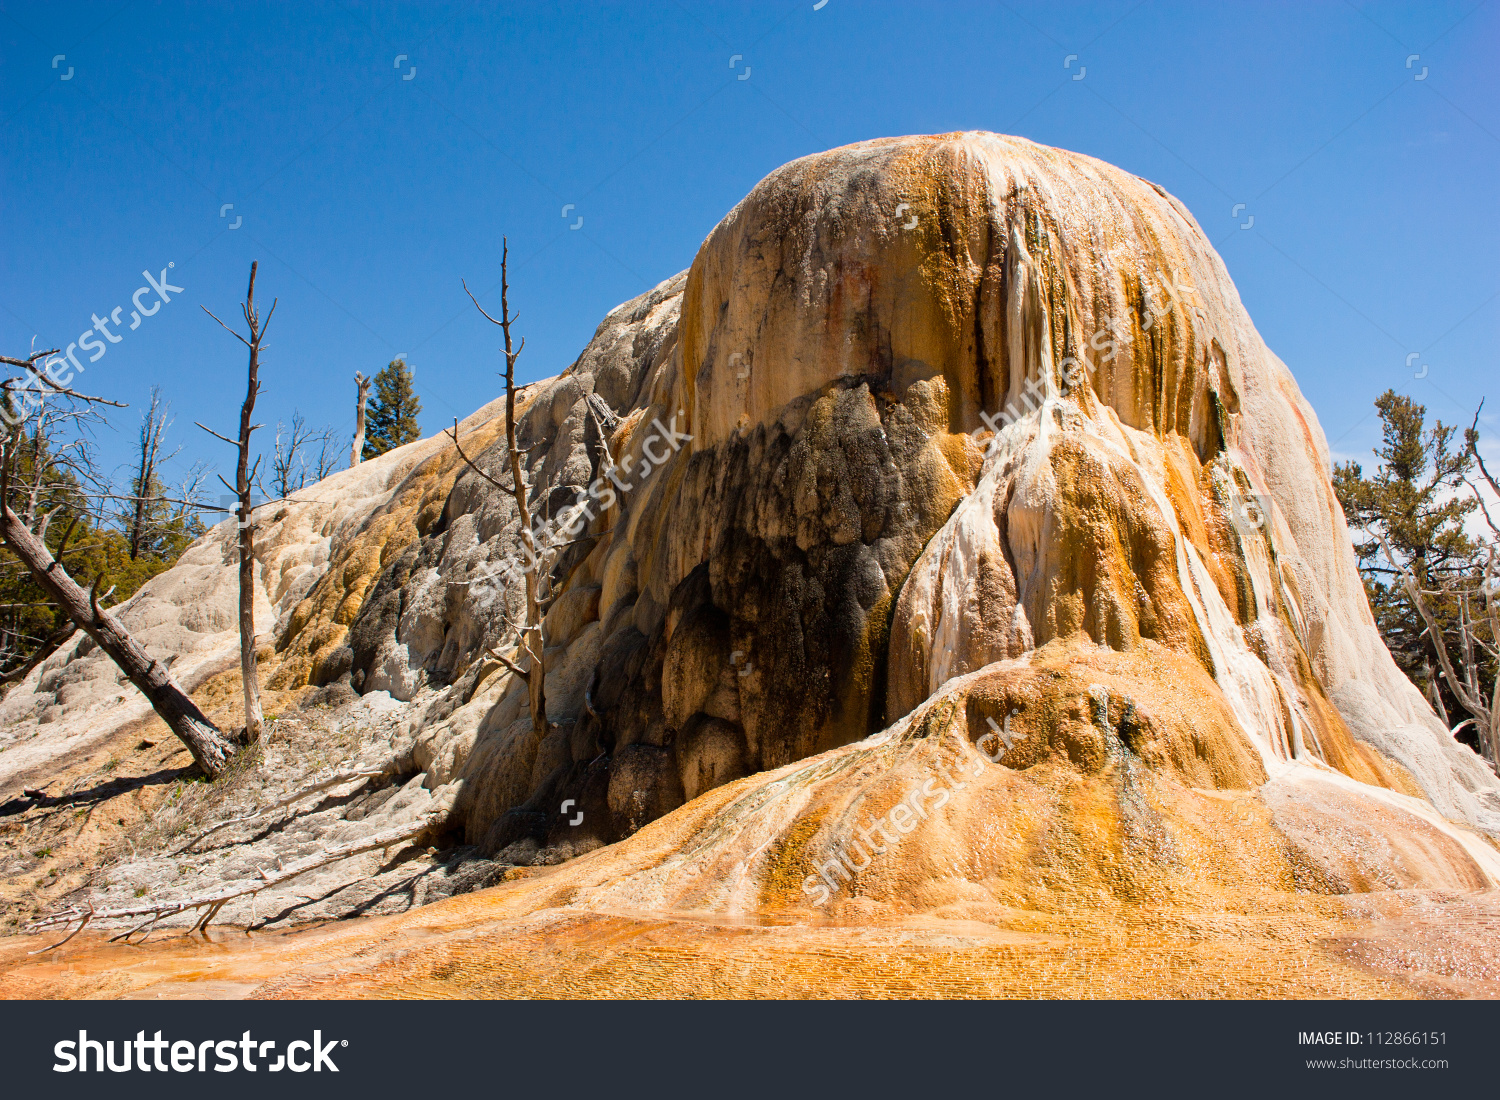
{"left": 234, "top": 267, "right": 265, "bottom": 745}
{"left": 498, "top": 256, "right": 547, "bottom": 741}
{"left": 351, "top": 372, "right": 372, "bottom": 467}
{"left": 0, "top": 502, "right": 236, "bottom": 777}
{"left": 236, "top": 510, "right": 261, "bottom": 743}
{"left": 199, "top": 261, "right": 273, "bottom": 745}
{"left": 462, "top": 241, "right": 546, "bottom": 740}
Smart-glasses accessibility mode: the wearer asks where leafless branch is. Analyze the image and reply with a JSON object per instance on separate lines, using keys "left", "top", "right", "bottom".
{"left": 482, "top": 644, "right": 530, "bottom": 681}
{"left": 1374, "top": 527, "right": 1498, "bottom": 767}
{"left": 0, "top": 352, "right": 126, "bottom": 407}
{"left": 447, "top": 418, "right": 515, "bottom": 494}
{"left": 196, "top": 422, "right": 240, "bottom": 449}
{"left": 1465, "top": 401, "right": 1500, "bottom": 537}
{"left": 199, "top": 306, "right": 250, "bottom": 347}
{"left": 460, "top": 280, "right": 503, "bottom": 328}
{"left": 28, "top": 904, "right": 93, "bottom": 954}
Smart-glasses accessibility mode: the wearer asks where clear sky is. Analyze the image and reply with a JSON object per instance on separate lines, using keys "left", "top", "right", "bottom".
{"left": 2, "top": 1, "right": 1496, "bottom": 499}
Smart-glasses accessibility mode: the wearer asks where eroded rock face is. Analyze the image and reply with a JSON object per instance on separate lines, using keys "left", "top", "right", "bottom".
{"left": 293, "top": 130, "right": 1499, "bottom": 868}
{"left": 8, "top": 133, "right": 1496, "bottom": 923}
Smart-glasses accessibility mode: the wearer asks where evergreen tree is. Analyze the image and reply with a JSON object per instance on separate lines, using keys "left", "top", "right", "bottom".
{"left": 0, "top": 408, "right": 200, "bottom": 687}
{"left": 1333, "top": 390, "right": 1494, "bottom": 756}
{"left": 361, "top": 359, "right": 422, "bottom": 459}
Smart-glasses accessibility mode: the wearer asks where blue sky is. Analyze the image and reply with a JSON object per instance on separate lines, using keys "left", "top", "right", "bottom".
{"left": 2, "top": 1, "right": 1496, "bottom": 498}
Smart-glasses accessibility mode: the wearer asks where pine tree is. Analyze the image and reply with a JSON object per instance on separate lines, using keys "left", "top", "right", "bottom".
{"left": 0, "top": 404, "right": 200, "bottom": 689}
{"left": 1333, "top": 390, "right": 1495, "bottom": 757}
{"left": 361, "top": 359, "right": 423, "bottom": 459}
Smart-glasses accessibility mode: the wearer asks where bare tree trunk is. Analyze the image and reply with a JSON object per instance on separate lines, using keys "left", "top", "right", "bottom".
{"left": 0, "top": 501, "right": 236, "bottom": 777}
{"left": 1423, "top": 657, "right": 1450, "bottom": 724}
{"left": 24, "top": 419, "right": 43, "bottom": 527}
{"left": 232, "top": 271, "right": 264, "bottom": 745}
{"left": 129, "top": 387, "right": 168, "bottom": 560}
{"left": 199, "top": 261, "right": 275, "bottom": 746}
{"left": 1482, "top": 549, "right": 1500, "bottom": 767}
{"left": 462, "top": 240, "right": 546, "bottom": 740}
{"left": 235, "top": 501, "right": 261, "bottom": 743}
{"left": 1378, "top": 530, "right": 1497, "bottom": 772}
{"left": 351, "top": 372, "right": 372, "bottom": 467}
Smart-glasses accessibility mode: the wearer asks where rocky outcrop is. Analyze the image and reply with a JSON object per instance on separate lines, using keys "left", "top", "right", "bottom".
{"left": 306, "top": 132, "right": 1496, "bottom": 867}
{"left": 5, "top": 133, "right": 1498, "bottom": 935}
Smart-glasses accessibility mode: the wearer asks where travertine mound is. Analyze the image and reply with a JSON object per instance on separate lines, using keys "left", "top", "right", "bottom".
{"left": 360, "top": 131, "right": 1494, "bottom": 867}
{"left": 6, "top": 133, "right": 1498, "bottom": 939}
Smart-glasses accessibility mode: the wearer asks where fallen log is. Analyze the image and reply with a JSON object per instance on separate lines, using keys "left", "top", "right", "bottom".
{"left": 26, "top": 811, "right": 440, "bottom": 948}
{"left": 176, "top": 766, "right": 388, "bottom": 852}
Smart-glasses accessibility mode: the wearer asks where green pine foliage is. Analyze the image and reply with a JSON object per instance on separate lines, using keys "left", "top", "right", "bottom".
{"left": 0, "top": 417, "right": 202, "bottom": 684}
{"left": 361, "top": 359, "right": 423, "bottom": 459}
{"left": 1332, "top": 390, "right": 1494, "bottom": 752}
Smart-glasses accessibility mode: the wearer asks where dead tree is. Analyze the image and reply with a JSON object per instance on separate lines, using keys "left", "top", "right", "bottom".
{"left": 198, "top": 261, "right": 274, "bottom": 746}
{"left": 127, "top": 386, "right": 175, "bottom": 560}
{"left": 1466, "top": 401, "right": 1500, "bottom": 541}
{"left": 1448, "top": 404, "right": 1500, "bottom": 765}
{"left": 269, "top": 412, "right": 310, "bottom": 499}
{"left": 460, "top": 240, "right": 548, "bottom": 739}
{"left": 351, "top": 372, "right": 372, "bottom": 467}
{"left": 27, "top": 809, "right": 439, "bottom": 947}
{"left": 0, "top": 501, "right": 234, "bottom": 775}
{"left": 0, "top": 349, "right": 237, "bottom": 777}
{"left": 1376, "top": 529, "right": 1500, "bottom": 769}
{"left": 270, "top": 413, "right": 339, "bottom": 497}
{"left": 311, "top": 426, "right": 340, "bottom": 482}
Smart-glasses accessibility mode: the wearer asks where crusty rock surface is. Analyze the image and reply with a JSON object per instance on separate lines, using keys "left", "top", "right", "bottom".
{"left": 372, "top": 130, "right": 1496, "bottom": 858}
{"left": 3, "top": 133, "right": 1498, "bottom": 949}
